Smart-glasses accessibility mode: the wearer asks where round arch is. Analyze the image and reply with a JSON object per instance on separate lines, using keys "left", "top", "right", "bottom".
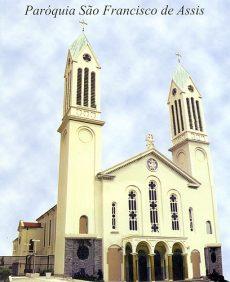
{"left": 154, "top": 241, "right": 169, "bottom": 281}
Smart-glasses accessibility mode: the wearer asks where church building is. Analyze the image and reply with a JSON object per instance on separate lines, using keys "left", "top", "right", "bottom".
{"left": 13, "top": 31, "right": 223, "bottom": 281}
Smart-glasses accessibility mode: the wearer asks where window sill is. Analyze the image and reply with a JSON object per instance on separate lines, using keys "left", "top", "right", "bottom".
{"left": 110, "top": 230, "right": 119, "bottom": 234}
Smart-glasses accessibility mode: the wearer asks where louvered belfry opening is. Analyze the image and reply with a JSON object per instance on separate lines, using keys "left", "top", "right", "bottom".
{"left": 91, "top": 72, "right": 96, "bottom": 108}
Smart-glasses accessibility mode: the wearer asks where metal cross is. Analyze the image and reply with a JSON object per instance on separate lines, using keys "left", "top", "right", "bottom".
{"left": 79, "top": 20, "right": 88, "bottom": 32}
{"left": 176, "top": 52, "right": 182, "bottom": 63}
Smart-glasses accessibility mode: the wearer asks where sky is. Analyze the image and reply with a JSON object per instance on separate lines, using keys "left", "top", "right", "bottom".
{"left": 1, "top": 0, "right": 230, "bottom": 278}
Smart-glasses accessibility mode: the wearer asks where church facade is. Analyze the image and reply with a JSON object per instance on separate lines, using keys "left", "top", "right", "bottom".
{"left": 13, "top": 32, "right": 223, "bottom": 281}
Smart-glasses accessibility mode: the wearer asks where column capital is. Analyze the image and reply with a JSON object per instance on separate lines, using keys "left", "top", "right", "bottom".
{"left": 148, "top": 253, "right": 155, "bottom": 257}
{"left": 131, "top": 252, "right": 138, "bottom": 256}
{"left": 168, "top": 253, "right": 173, "bottom": 256}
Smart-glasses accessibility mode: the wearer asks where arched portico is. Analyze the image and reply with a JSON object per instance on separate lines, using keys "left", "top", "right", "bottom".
{"left": 136, "top": 242, "right": 151, "bottom": 282}
{"left": 123, "top": 240, "right": 188, "bottom": 281}
{"left": 125, "top": 243, "right": 133, "bottom": 282}
{"left": 154, "top": 242, "right": 168, "bottom": 281}
{"left": 171, "top": 242, "right": 188, "bottom": 281}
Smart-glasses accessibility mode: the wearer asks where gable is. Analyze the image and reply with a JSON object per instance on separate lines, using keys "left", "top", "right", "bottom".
{"left": 98, "top": 148, "right": 200, "bottom": 188}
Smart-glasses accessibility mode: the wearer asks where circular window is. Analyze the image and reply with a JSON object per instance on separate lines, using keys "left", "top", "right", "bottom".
{"left": 83, "top": 53, "right": 91, "bottom": 62}
{"left": 172, "top": 88, "right": 177, "bottom": 95}
{"left": 188, "top": 85, "right": 194, "bottom": 92}
{"left": 77, "top": 245, "right": 89, "bottom": 260}
{"left": 146, "top": 158, "right": 158, "bottom": 171}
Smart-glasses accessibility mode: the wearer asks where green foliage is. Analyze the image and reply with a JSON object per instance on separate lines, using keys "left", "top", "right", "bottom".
{"left": 0, "top": 267, "right": 10, "bottom": 281}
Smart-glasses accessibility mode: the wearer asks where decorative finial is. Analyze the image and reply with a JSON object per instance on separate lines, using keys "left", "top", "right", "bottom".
{"left": 146, "top": 133, "right": 154, "bottom": 149}
{"left": 176, "top": 52, "right": 182, "bottom": 64}
{"left": 79, "top": 20, "right": 88, "bottom": 32}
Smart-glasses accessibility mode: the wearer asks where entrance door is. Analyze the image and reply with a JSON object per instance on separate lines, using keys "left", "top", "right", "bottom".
{"left": 154, "top": 251, "right": 163, "bottom": 280}
{"left": 191, "top": 250, "right": 201, "bottom": 278}
{"left": 107, "top": 246, "right": 122, "bottom": 282}
{"left": 172, "top": 250, "right": 184, "bottom": 281}
{"left": 138, "top": 251, "right": 149, "bottom": 282}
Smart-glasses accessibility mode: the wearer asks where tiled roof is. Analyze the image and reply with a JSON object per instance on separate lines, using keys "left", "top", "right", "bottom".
{"left": 172, "top": 63, "right": 191, "bottom": 91}
{"left": 23, "top": 222, "right": 41, "bottom": 228}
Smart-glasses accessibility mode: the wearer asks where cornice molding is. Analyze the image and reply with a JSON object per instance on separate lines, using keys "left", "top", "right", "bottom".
{"left": 58, "top": 115, "right": 105, "bottom": 133}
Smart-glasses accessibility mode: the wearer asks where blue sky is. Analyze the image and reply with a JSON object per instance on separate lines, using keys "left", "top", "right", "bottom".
{"left": 1, "top": 0, "right": 230, "bottom": 278}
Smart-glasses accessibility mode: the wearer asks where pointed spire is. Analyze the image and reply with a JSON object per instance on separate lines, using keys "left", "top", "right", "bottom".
{"left": 69, "top": 33, "right": 89, "bottom": 59}
{"left": 172, "top": 63, "right": 191, "bottom": 91}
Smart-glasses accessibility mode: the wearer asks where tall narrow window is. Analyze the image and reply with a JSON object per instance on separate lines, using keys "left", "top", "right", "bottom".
{"left": 65, "top": 77, "right": 68, "bottom": 112}
{"left": 67, "top": 73, "right": 70, "bottom": 109}
{"left": 186, "top": 98, "right": 193, "bottom": 129}
{"left": 175, "top": 100, "right": 180, "bottom": 133}
{"left": 178, "top": 99, "right": 184, "bottom": 131}
{"left": 196, "top": 100, "right": 203, "bottom": 131}
{"left": 77, "top": 68, "right": 82, "bottom": 105}
{"left": 171, "top": 105, "right": 176, "bottom": 136}
{"left": 206, "top": 221, "right": 212, "bottom": 234}
{"left": 68, "top": 71, "right": 72, "bottom": 108}
{"left": 170, "top": 194, "right": 179, "bottom": 230}
{"left": 128, "top": 191, "right": 137, "bottom": 231}
{"left": 191, "top": 97, "right": 198, "bottom": 130}
{"left": 91, "top": 72, "right": 96, "bottom": 108}
{"left": 49, "top": 220, "right": 51, "bottom": 246}
{"left": 84, "top": 68, "right": 89, "bottom": 107}
{"left": 149, "top": 181, "right": 159, "bottom": 232}
{"left": 189, "top": 207, "right": 194, "bottom": 231}
{"left": 43, "top": 223, "right": 46, "bottom": 247}
{"left": 112, "top": 202, "right": 117, "bottom": 230}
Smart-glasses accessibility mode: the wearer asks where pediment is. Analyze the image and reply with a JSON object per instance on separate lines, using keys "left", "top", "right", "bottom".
{"left": 97, "top": 148, "right": 200, "bottom": 188}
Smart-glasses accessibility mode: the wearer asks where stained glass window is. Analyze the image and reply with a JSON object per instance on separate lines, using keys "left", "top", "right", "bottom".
{"left": 128, "top": 191, "right": 137, "bottom": 231}
{"left": 170, "top": 194, "right": 179, "bottom": 230}
{"left": 149, "top": 181, "right": 159, "bottom": 232}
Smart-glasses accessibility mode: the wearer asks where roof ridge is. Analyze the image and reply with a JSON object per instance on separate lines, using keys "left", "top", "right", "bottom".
{"left": 98, "top": 148, "right": 200, "bottom": 186}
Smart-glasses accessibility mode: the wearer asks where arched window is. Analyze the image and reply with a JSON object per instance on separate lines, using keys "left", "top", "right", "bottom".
{"left": 68, "top": 70, "right": 72, "bottom": 108}
{"left": 29, "top": 239, "right": 34, "bottom": 252}
{"left": 170, "top": 194, "right": 179, "bottom": 230}
{"left": 79, "top": 215, "right": 88, "bottom": 234}
{"left": 186, "top": 98, "right": 193, "bottom": 129}
{"left": 189, "top": 207, "right": 194, "bottom": 231}
{"left": 191, "top": 97, "right": 198, "bottom": 130}
{"left": 206, "top": 221, "right": 212, "bottom": 234}
{"left": 128, "top": 191, "right": 137, "bottom": 231}
{"left": 112, "top": 202, "right": 117, "bottom": 230}
{"left": 83, "top": 68, "right": 89, "bottom": 106}
{"left": 179, "top": 99, "right": 184, "bottom": 131}
{"left": 171, "top": 105, "right": 176, "bottom": 136}
{"left": 77, "top": 68, "right": 82, "bottom": 105}
{"left": 91, "top": 72, "right": 96, "bottom": 108}
{"left": 149, "top": 181, "right": 159, "bottom": 232}
{"left": 175, "top": 100, "right": 180, "bottom": 133}
{"left": 196, "top": 100, "right": 203, "bottom": 131}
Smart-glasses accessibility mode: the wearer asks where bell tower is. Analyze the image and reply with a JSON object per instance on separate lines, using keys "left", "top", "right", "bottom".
{"left": 168, "top": 62, "right": 208, "bottom": 175}
{"left": 168, "top": 61, "right": 220, "bottom": 248}
{"left": 54, "top": 31, "right": 104, "bottom": 275}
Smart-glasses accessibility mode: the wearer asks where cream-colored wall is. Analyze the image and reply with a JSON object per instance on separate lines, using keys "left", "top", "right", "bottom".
{"left": 101, "top": 153, "right": 219, "bottom": 281}
{"left": 13, "top": 227, "right": 43, "bottom": 256}
{"left": 54, "top": 39, "right": 103, "bottom": 275}
{"left": 37, "top": 208, "right": 57, "bottom": 256}
{"left": 13, "top": 208, "right": 57, "bottom": 257}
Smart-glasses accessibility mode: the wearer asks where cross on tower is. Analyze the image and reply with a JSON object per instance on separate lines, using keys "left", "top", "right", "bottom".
{"left": 176, "top": 52, "right": 182, "bottom": 63}
{"left": 79, "top": 20, "right": 88, "bottom": 32}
